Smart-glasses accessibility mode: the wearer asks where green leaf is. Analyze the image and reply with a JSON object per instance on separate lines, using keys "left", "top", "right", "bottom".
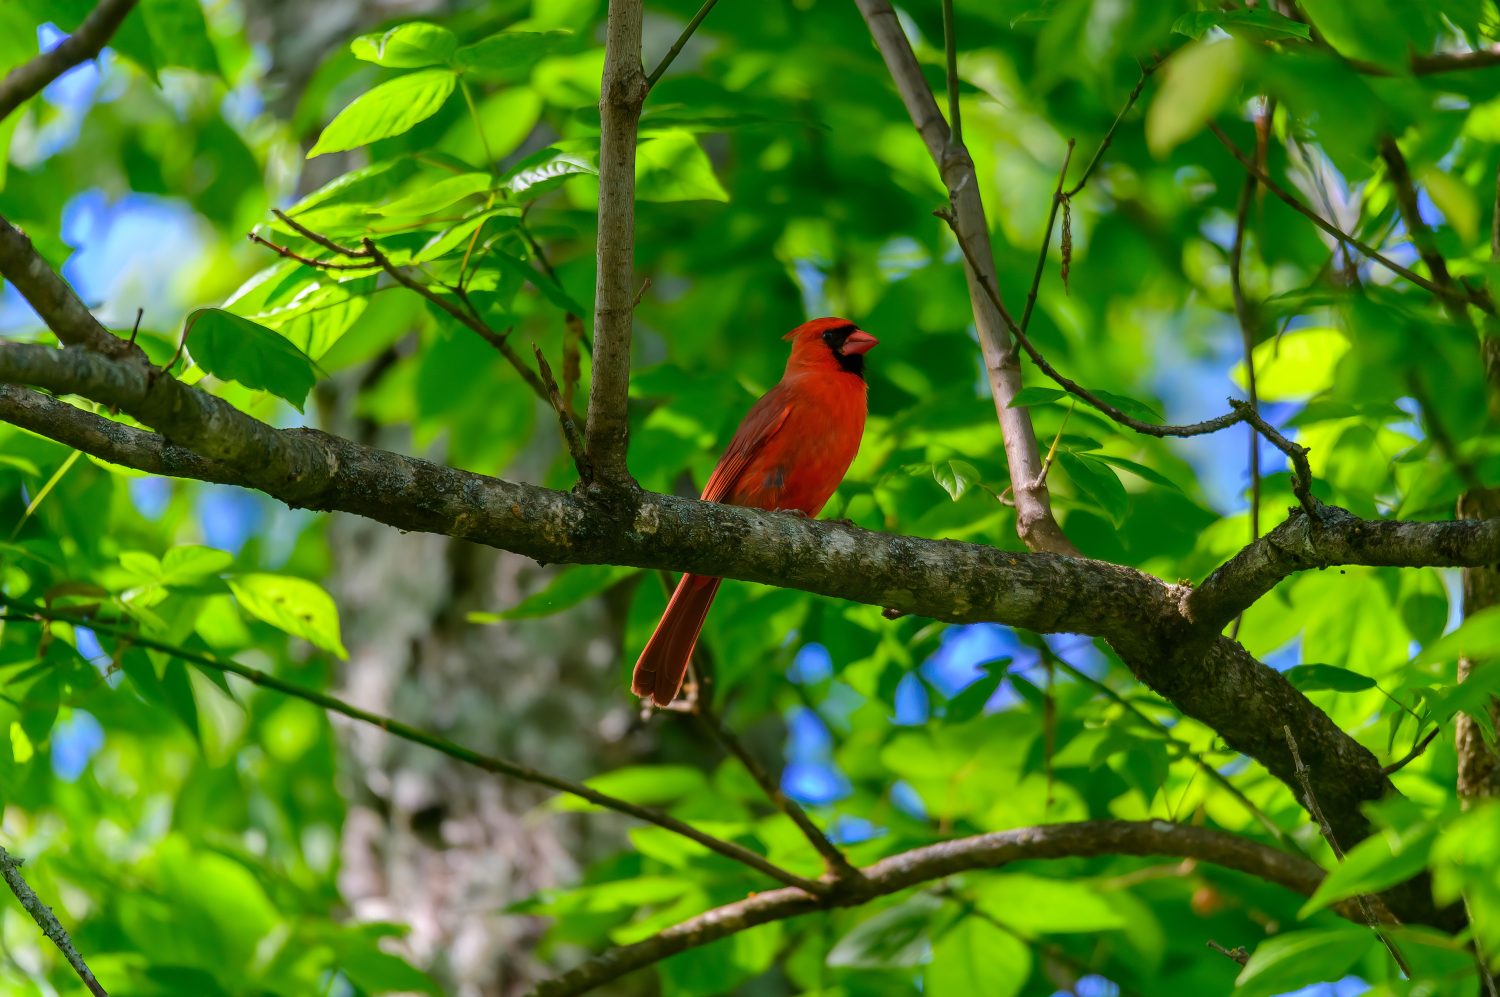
{"left": 161, "top": 546, "right": 234, "bottom": 585}
{"left": 944, "top": 662, "right": 1008, "bottom": 724}
{"left": 554, "top": 765, "right": 709, "bottom": 811}
{"left": 1058, "top": 452, "right": 1128, "bottom": 525}
{"left": 1284, "top": 663, "right": 1378, "bottom": 693}
{"left": 1091, "top": 389, "right": 1163, "bottom": 423}
{"left": 455, "top": 30, "right": 575, "bottom": 77}
{"left": 1413, "top": 605, "right": 1500, "bottom": 666}
{"left": 351, "top": 22, "right": 457, "bottom": 68}
{"left": 1087, "top": 454, "right": 1184, "bottom": 492}
{"left": 927, "top": 916, "right": 1030, "bottom": 997}
{"left": 1008, "top": 386, "right": 1066, "bottom": 408}
{"left": 1299, "top": 820, "right": 1438, "bottom": 917}
{"left": 636, "top": 130, "right": 729, "bottom": 203}
{"left": 309, "top": 69, "right": 457, "bottom": 158}
{"left": 1173, "top": 9, "right": 1311, "bottom": 41}
{"left": 337, "top": 944, "right": 441, "bottom": 995}
{"left": 932, "top": 460, "right": 981, "bottom": 501}
{"left": 375, "top": 173, "right": 494, "bottom": 217}
{"left": 974, "top": 873, "right": 1128, "bottom": 933}
{"left": 1234, "top": 927, "right": 1373, "bottom": 997}
{"left": 229, "top": 574, "right": 348, "bottom": 659}
{"left": 827, "top": 894, "right": 941, "bottom": 969}
{"left": 187, "top": 308, "right": 318, "bottom": 410}
{"left": 1236, "top": 328, "right": 1352, "bottom": 401}
{"left": 1146, "top": 39, "right": 1246, "bottom": 157}
{"left": 499, "top": 146, "right": 599, "bottom": 198}
{"left": 1422, "top": 167, "right": 1480, "bottom": 245}
{"left": 140, "top": 0, "right": 222, "bottom": 76}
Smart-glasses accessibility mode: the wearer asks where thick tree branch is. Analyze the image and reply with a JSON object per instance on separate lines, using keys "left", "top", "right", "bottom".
{"left": 586, "top": 0, "right": 648, "bottom": 484}
{"left": 855, "top": 0, "right": 1074, "bottom": 555}
{"left": 527, "top": 819, "right": 1368, "bottom": 997}
{"left": 0, "top": 0, "right": 137, "bottom": 125}
{"left": 0, "top": 340, "right": 1483, "bottom": 928}
{"left": 1188, "top": 502, "right": 1500, "bottom": 635}
{"left": 0, "top": 846, "right": 108, "bottom": 996}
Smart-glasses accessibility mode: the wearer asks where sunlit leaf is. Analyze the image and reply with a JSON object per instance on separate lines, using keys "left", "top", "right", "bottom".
{"left": 309, "top": 69, "right": 458, "bottom": 157}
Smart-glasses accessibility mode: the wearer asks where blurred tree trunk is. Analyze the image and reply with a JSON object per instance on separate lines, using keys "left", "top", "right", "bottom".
{"left": 247, "top": 3, "right": 648, "bottom": 992}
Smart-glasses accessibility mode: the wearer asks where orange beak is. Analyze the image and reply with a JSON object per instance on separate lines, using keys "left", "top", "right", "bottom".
{"left": 841, "top": 330, "right": 879, "bottom": 355}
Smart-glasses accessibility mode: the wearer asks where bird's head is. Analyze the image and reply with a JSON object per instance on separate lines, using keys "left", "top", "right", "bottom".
{"left": 783, "top": 316, "right": 879, "bottom": 377}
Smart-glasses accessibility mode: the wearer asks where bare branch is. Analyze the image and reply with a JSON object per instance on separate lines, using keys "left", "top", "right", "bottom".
{"left": 645, "top": 0, "right": 722, "bottom": 90}
{"left": 855, "top": 0, "right": 1074, "bottom": 555}
{"left": 1283, "top": 726, "right": 1413, "bottom": 978}
{"left": 686, "top": 645, "right": 859, "bottom": 881}
{"left": 0, "top": 846, "right": 108, "bottom": 996}
{"left": 355, "top": 237, "right": 555, "bottom": 406}
{"left": 528, "top": 819, "right": 1363, "bottom": 997}
{"left": 1378, "top": 137, "right": 1458, "bottom": 301}
{"left": 532, "top": 344, "right": 593, "bottom": 481}
{"left": 935, "top": 208, "right": 1318, "bottom": 512}
{"left": 1, "top": 603, "right": 826, "bottom": 896}
{"left": 587, "top": 0, "right": 648, "bottom": 484}
{"left": 1211, "top": 125, "right": 1494, "bottom": 314}
{"left": 0, "top": 0, "right": 137, "bottom": 125}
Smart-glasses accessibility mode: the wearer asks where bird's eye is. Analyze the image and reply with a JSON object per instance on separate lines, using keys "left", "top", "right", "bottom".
{"left": 822, "top": 330, "right": 836, "bottom": 345}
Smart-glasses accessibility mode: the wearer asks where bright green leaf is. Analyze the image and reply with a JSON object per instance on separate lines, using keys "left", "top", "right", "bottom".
{"left": 351, "top": 22, "right": 457, "bottom": 68}
{"left": 229, "top": 574, "right": 348, "bottom": 659}
{"left": 187, "top": 308, "right": 318, "bottom": 410}
{"left": 309, "top": 69, "right": 458, "bottom": 158}
{"left": 636, "top": 130, "right": 729, "bottom": 203}
{"left": 1147, "top": 39, "right": 1246, "bottom": 157}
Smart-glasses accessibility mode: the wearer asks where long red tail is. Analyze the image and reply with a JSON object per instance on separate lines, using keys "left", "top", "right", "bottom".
{"left": 632, "top": 574, "right": 723, "bottom": 706}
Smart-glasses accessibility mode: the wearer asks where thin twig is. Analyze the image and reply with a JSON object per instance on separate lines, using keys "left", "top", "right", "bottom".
{"left": 1206, "top": 939, "right": 1250, "bottom": 966}
{"left": 247, "top": 232, "right": 376, "bottom": 272}
{"left": 3, "top": 604, "right": 826, "bottom": 896}
{"left": 1020, "top": 140, "right": 1075, "bottom": 334}
{"left": 936, "top": 206, "right": 1317, "bottom": 510}
{"left": 940, "top": 0, "right": 961, "bottom": 148}
{"left": 271, "top": 209, "right": 368, "bottom": 258}
{"left": 1050, "top": 650, "right": 1305, "bottom": 856}
{"left": 691, "top": 657, "right": 860, "bottom": 882}
{"left": 356, "top": 237, "right": 557, "bottom": 406}
{"left": 1063, "top": 58, "right": 1162, "bottom": 199}
{"left": 645, "top": 0, "right": 722, "bottom": 90}
{"left": 1379, "top": 727, "right": 1440, "bottom": 776}
{"left": 1230, "top": 161, "right": 1263, "bottom": 593}
{"left": 0, "top": 846, "right": 108, "bottom": 996}
{"left": 562, "top": 313, "right": 584, "bottom": 414}
{"left": 1210, "top": 125, "right": 1494, "bottom": 315}
{"left": 532, "top": 344, "right": 593, "bottom": 481}
{"left": 1283, "top": 725, "right": 1413, "bottom": 978}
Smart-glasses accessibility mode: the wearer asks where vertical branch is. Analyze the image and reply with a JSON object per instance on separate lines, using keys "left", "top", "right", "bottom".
{"left": 0, "top": 846, "right": 108, "bottom": 997}
{"left": 1457, "top": 486, "right": 1500, "bottom": 802}
{"left": 855, "top": 0, "right": 1075, "bottom": 555}
{"left": 586, "top": 0, "right": 648, "bottom": 485}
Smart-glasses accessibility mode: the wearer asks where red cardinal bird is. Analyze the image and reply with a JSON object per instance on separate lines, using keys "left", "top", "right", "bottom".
{"left": 632, "top": 317, "right": 878, "bottom": 706}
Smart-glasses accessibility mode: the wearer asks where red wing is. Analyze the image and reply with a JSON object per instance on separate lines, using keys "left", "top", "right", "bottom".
{"left": 700, "top": 386, "right": 792, "bottom": 504}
